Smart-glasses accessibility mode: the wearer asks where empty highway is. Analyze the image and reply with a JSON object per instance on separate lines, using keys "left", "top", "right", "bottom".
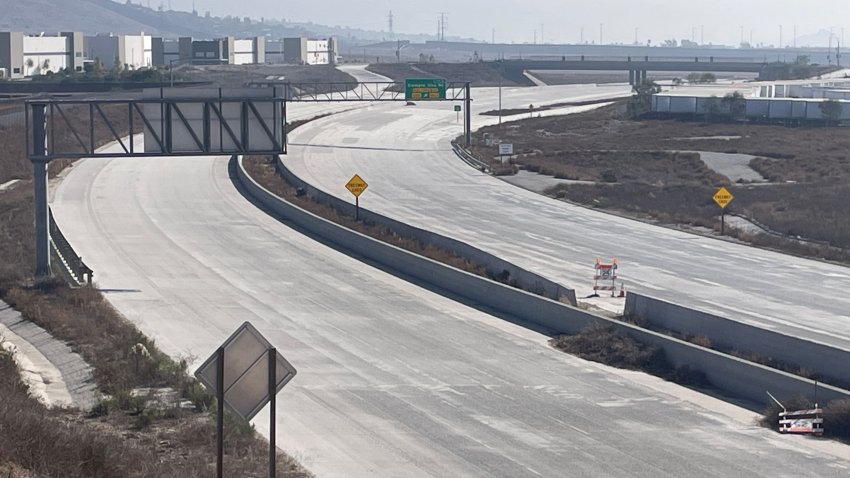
{"left": 48, "top": 71, "right": 850, "bottom": 476}
{"left": 285, "top": 68, "right": 850, "bottom": 352}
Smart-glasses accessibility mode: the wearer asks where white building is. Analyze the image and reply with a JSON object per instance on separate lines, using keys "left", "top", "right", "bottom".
{"left": 283, "top": 37, "right": 337, "bottom": 65}
{"left": 232, "top": 38, "right": 264, "bottom": 65}
{"left": 0, "top": 32, "right": 84, "bottom": 78}
{"left": 85, "top": 33, "right": 153, "bottom": 70}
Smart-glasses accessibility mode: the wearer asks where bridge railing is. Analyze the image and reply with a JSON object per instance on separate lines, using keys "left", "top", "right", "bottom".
{"left": 499, "top": 55, "right": 765, "bottom": 64}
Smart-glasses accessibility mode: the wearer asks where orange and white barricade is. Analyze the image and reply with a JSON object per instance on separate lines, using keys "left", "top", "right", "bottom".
{"left": 593, "top": 258, "right": 624, "bottom": 297}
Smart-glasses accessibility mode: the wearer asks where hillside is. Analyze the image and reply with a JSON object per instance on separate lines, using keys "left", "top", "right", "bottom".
{"left": 0, "top": 0, "right": 437, "bottom": 43}
{"left": 0, "top": 0, "right": 161, "bottom": 35}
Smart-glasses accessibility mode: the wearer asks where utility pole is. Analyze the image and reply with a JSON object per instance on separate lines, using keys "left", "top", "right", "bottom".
{"left": 580, "top": 26, "right": 584, "bottom": 44}
{"left": 740, "top": 25, "right": 744, "bottom": 46}
{"left": 701, "top": 24, "right": 704, "bottom": 45}
{"left": 634, "top": 27, "right": 638, "bottom": 45}
{"left": 492, "top": 28, "right": 495, "bottom": 44}
{"left": 540, "top": 24, "right": 544, "bottom": 44}
{"left": 388, "top": 10, "right": 394, "bottom": 39}
{"left": 779, "top": 25, "right": 783, "bottom": 48}
{"left": 793, "top": 25, "right": 797, "bottom": 49}
{"left": 599, "top": 23, "right": 603, "bottom": 45}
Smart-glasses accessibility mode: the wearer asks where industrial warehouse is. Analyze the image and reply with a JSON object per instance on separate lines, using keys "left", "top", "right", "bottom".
{"left": 0, "top": 31, "right": 338, "bottom": 78}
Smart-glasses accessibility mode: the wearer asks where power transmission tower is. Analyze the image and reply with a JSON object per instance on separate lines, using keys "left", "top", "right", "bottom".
{"left": 388, "top": 10, "right": 394, "bottom": 38}
{"left": 437, "top": 12, "right": 448, "bottom": 41}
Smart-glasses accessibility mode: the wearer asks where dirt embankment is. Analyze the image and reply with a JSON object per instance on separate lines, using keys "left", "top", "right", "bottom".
{"left": 470, "top": 103, "right": 850, "bottom": 261}
{"left": 366, "top": 62, "right": 520, "bottom": 87}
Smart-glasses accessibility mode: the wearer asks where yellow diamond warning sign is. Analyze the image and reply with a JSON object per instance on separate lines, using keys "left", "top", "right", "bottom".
{"left": 713, "top": 186, "right": 734, "bottom": 209}
{"left": 346, "top": 174, "right": 368, "bottom": 198}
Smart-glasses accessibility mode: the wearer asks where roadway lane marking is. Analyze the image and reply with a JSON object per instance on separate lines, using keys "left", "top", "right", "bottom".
{"left": 692, "top": 278, "right": 723, "bottom": 287}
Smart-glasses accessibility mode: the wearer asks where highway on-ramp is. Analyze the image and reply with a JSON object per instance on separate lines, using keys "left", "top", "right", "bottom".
{"left": 48, "top": 72, "right": 850, "bottom": 476}
{"left": 285, "top": 68, "right": 850, "bottom": 353}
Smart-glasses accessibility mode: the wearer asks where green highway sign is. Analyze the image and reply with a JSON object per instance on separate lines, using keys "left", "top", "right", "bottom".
{"left": 454, "top": 105, "right": 462, "bottom": 112}
{"left": 405, "top": 78, "right": 447, "bottom": 101}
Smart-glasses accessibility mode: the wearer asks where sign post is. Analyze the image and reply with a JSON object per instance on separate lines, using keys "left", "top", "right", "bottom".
{"left": 196, "top": 322, "right": 298, "bottom": 478}
{"left": 346, "top": 174, "right": 369, "bottom": 220}
{"left": 712, "top": 186, "right": 735, "bottom": 235}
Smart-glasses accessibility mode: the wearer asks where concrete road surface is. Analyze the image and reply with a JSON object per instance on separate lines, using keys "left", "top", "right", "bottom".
{"left": 52, "top": 151, "right": 850, "bottom": 477}
{"left": 285, "top": 68, "right": 850, "bottom": 353}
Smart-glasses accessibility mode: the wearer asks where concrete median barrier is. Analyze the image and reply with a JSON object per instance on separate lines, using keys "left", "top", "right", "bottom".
{"left": 625, "top": 292, "right": 850, "bottom": 388}
{"left": 274, "top": 154, "right": 577, "bottom": 306}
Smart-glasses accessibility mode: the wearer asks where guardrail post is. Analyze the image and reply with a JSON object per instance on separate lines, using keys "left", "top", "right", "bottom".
{"left": 30, "top": 103, "right": 51, "bottom": 277}
{"left": 464, "top": 82, "right": 472, "bottom": 147}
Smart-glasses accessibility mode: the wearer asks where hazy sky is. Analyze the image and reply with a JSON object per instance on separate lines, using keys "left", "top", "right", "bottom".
{"left": 168, "top": 0, "right": 847, "bottom": 46}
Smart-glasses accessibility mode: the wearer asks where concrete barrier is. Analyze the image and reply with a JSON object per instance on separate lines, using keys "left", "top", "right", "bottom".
{"left": 625, "top": 292, "right": 850, "bottom": 387}
{"left": 235, "top": 156, "right": 850, "bottom": 408}
{"left": 274, "top": 154, "right": 577, "bottom": 306}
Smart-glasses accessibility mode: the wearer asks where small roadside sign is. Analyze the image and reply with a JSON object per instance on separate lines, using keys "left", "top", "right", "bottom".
{"left": 195, "top": 321, "right": 297, "bottom": 478}
{"left": 713, "top": 186, "right": 734, "bottom": 209}
{"left": 346, "top": 174, "right": 368, "bottom": 220}
{"left": 498, "top": 143, "right": 514, "bottom": 156}
{"left": 346, "top": 174, "right": 368, "bottom": 198}
{"left": 195, "top": 322, "right": 297, "bottom": 422}
{"left": 454, "top": 105, "right": 462, "bottom": 112}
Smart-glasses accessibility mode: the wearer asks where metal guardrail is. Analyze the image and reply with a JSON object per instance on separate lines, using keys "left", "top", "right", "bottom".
{"left": 452, "top": 143, "right": 490, "bottom": 172}
{"left": 48, "top": 208, "right": 92, "bottom": 286}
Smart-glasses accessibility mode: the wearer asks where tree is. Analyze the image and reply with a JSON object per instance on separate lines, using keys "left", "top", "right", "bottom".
{"left": 700, "top": 72, "right": 717, "bottom": 83}
{"left": 819, "top": 99, "right": 843, "bottom": 125}
{"left": 721, "top": 92, "right": 747, "bottom": 119}
{"left": 93, "top": 57, "right": 106, "bottom": 76}
{"left": 628, "top": 80, "right": 661, "bottom": 118}
{"left": 702, "top": 96, "right": 722, "bottom": 123}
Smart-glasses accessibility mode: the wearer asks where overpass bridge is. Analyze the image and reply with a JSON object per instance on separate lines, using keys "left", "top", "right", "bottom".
{"left": 489, "top": 57, "right": 768, "bottom": 85}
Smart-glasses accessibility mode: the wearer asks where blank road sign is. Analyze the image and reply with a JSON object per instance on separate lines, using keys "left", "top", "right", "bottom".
{"left": 196, "top": 322, "right": 297, "bottom": 422}
{"left": 498, "top": 143, "right": 514, "bottom": 156}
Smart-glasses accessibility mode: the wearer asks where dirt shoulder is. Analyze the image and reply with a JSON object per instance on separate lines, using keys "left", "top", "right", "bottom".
{"left": 468, "top": 102, "right": 850, "bottom": 262}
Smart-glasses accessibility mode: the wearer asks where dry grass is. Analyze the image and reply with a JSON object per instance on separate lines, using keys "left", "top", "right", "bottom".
{"left": 549, "top": 323, "right": 708, "bottom": 387}
{"left": 0, "top": 350, "right": 311, "bottom": 477}
{"left": 520, "top": 150, "right": 724, "bottom": 184}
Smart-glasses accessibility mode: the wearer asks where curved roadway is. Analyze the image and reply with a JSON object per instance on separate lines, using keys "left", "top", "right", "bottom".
{"left": 286, "top": 67, "right": 850, "bottom": 352}
{"left": 49, "top": 72, "right": 850, "bottom": 477}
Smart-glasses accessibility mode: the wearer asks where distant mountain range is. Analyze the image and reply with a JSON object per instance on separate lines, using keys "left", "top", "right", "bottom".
{"left": 0, "top": 0, "right": 449, "bottom": 44}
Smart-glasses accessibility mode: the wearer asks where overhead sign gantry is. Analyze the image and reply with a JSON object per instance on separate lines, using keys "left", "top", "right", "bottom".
{"left": 27, "top": 81, "right": 472, "bottom": 277}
